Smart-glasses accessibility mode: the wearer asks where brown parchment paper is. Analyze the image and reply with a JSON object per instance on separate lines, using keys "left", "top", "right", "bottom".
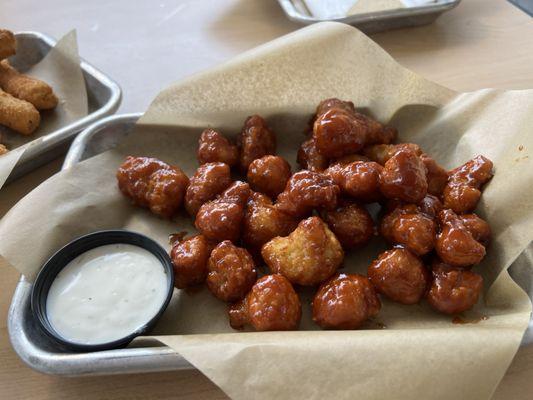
{"left": 0, "top": 30, "right": 88, "bottom": 188}
{"left": 0, "top": 22, "right": 532, "bottom": 400}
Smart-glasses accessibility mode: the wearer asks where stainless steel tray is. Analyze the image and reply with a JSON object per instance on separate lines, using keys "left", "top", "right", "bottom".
{"left": 4, "top": 31, "right": 122, "bottom": 184}
{"left": 277, "top": 0, "right": 461, "bottom": 32}
{"left": 8, "top": 113, "right": 533, "bottom": 376}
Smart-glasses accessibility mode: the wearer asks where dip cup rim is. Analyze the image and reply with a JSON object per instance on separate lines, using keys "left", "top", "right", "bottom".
{"left": 31, "top": 229, "right": 174, "bottom": 352}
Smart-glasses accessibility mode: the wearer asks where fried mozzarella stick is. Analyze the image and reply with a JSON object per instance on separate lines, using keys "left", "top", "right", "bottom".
{"left": 0, "top": 30, "right": 16, "bottom": 60}
{"left": 0, "top": 88, "right": 40, "bottom": 135}
{"left": 0, "top": 60, "right": 58, "bottom": 110}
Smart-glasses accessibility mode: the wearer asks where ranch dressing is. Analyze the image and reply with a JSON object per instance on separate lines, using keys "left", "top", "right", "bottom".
{"left": 46, "top": 243, "right": 168, "bottom": 345}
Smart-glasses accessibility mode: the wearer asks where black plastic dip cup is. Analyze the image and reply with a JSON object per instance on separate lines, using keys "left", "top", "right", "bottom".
{"left": 31, "top": 230, "right": 174, "bottom": 352}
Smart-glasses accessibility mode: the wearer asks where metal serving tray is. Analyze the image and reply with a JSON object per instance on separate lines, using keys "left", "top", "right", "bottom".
{"left": 8, "top": 113, "right": 533, "bottom": 376}
{"left": 277, "top": 0, "right": 461, "bottom": 33}
{"left": 4, "top": 31, "right": 122, "bottom": 184}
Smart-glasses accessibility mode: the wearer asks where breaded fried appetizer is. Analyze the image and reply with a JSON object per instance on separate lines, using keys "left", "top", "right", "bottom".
{"left": 170, "top": 234, "right": 214, "bottom": 289}
{"left": 247, "top": 155, "right": 291, "bottom": 199}
{"left": 197, "top": 128, "right": 239, "bottom": 167}
{"left": 0, "top": 143, "right": 7, "bottom": 155}
{"left": 185, "top": 162, "right": 232, "bottom": 217}
{"left": 0, "top": 29, "right": 16, "bottom": 60}
{"left": 0, "top": 88, "right": 40, "bottom": 135}
{"left": 238, "top": 115, "right": 276, "bottom": 171}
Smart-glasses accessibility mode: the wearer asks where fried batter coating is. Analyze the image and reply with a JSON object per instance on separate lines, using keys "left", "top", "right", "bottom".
{"left": 443, "top": 155, "right": 494, "bottom": 213}
{"left": 195, "top": 181, "right": 251, "bottom": 243}
{"left": 275, "top": 170, "right": 340, "bottom": 217}
{"left": 380, "top": 204, "right": 436, "bottom": 256}
{"left": 238, "top": 115, "right": 276, "bottom": 171}
{"left": 329, "top": 153, "right": 370, "bottom": 167}
{"left": 315, "top": 98, "right": 356, "bottom": 116}
{"left": 420, "top": 154, "right": 448, "bottom": 196}
{"left": 229, "top": 274, "right": 301, "bottom": 331}
{"left": 247, "top": 155, "right": 291, "bottom": 198}
{"left": 460, "top": 213, "right": 491, "bottom": 246}
{"left": 117, "top": 156, "right": 189, "bottom": 218}
{"left": 0, "top": 29, "right": 16, "bottom": 60}
{"left": 171, "top": 234, "right": 214, "bottom": 289}
{"left": 0, "top": 60, "right": 58, "bottom": 110}
{"left": 418, "top": 194, "right": 443, "bottom": 218}
{"left": 363, "top": 143, "right": 422, "bottom": 165}
{"left": 325, "top": 161, "right": 382, "bottom": 203}
{"left": 0, "top": 88, "right": 40, "bottom": 135}
{"left": 261, "top": 216, "right": 343, "bottom": 286}
{"left": 322, "top": 200, "right": 374, "bottom": 249}
{"left": 197, "top": 128, "right": 239, "bottom": 167}
{"left": 312, "top": 273, "right": 381, "bottom": 329}
{"left": 185, "top": 162, "right": 232, "bottom": 217}
{"left": 243, "top": 192, "right": 299, "bottom": 249}
{"left": 297, "top": 137, "right": 329, "bottom": 172}
{"left": 436, "top": 209, "right": 486, "bottom": 267}
{"left": 368, "top": 248, "right": 429, "bottom": 304}
{"left": 206, "top": 240, "right": 257, "bottom": 302}
{"left": 427, "top": 264, "right": 483, "bottom": 314}
{"left": 379, "top": 148, "right": 428, "bottom": 203}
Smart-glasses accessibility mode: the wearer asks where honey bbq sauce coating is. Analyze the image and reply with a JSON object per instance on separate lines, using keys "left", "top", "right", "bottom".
{"left": 206, "top": 241, "right": 257, "bottom": 302}
{"left": 116, "top": 156, "right": 189, "bottom": 218}
{"left": 185, "top": 162, "right": 232, "bottom": 217}
{"left": 238, "top": 115, "right": 276, "bottom": 172}
{"left": 367, "top": 248, "right": 429, "bottom": 305}
{"left": 312, "top": 273, "right": 381, "bottom": 329}
{"left": 195, "top": 181, "right": 251, "bottom": 243}
{"left": 275, "top": 170, "right": 340, "bottom": 218}
{"left": 261, "top": 216, "right": 344, "bottom": 286}
{"left": 197, "top": 128, "right": 239, "bottom": 167}
{"left": 247, "top": 155, "right": 291, "bottom": 199}
{"left": 229, "top": 274, "right": 302, "bottom": 331}
{"left": 297, "top": 137, "right": 329, "bottom": 172}
{"left": 443, "top": 155, "right": 494, "bottom": 213}
{"left": 324, "top": 161, "right": 383, "bottom": 203}
{"left": 171, "top": 234, "right": 214, "bottom": 289}
{"left": 436, "top": 209, "right": 486, "bottom": 268}
{"left": 426, "top": 262, "right": 483, "bottom": 314}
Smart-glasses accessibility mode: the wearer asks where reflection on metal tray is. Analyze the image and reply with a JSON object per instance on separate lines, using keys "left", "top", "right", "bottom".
{"left": 4, "top": 32, "right": 122, "bottom": 184}
{"left": 8, "top": 113, "right": 533, "bottom": 376}
{"left": 277, "top": 0, "right": 461, "bottom": 32}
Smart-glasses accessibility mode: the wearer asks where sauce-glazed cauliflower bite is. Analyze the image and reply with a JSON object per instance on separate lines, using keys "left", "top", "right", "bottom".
{"left": 297, "top": 137, "right": 329, "bottom": 172}
{"left": 238, "top": 115, "right": 276, "bottom": 172}
{"left": 243, "top": 192, "right": 299, "bottom": 249}
{"left": 368, "top": 248, "right": 429, "bottom": 304}
{"left": 364, "top": 143, "right": 422, "bottom": 165}
{"left": 195, "top": 181, "right": 251, "bottom": 243}
{"left": 312, "top": 273, "right": 381, "bottom": 329}
{"left": 171, "top": 235, "right": 213, "bottom": 289}
{"left": 116, "top": 156, "right": 189, "bottom": 218}
{"left": 275, "top": 170, "right": 340, "bottom": 218}
{"left": 197, "top": 128, "right": 239, "bottom": 167}
{"left": 185, "top": 162, "right": 232, "bottom": 217}
{"left": 206, "top": 241, "right": 257, "bottom": 302}
{"left": 460, "top": 213, "right": 491, "bottom": 246}
{"left": 229, "top": 274, "right": 301, "bottom": 331}
{"left": 261, "top": 216, "right": 343, "bottom": 286}
{"left": 247, "top": 155, "right": 291, "bottom": 199}
{"left": 427, "top": 263, "right": 483, "bottom": 314}
{"left": 322, "top": 200, "right": 374, "bottom": 249}
{"left": 325, "top": 161, "right": 382, "bottom": 203}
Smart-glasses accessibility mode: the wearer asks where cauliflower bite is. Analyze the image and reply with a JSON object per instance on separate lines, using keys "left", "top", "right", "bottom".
{"left": 325, "top": 161, "right": 382, "bottom": 203}
{"left": 275, "top": 170, "right": 340, "bottom": 218}
{"left": 116, "top": 156, "right": 189, "bottom": 218}
{"left": 368, "top": 248, "right": 429, "bottom": 305}
{"left": 297, "top": 137, "right": 329, "bottom": 172}
{"left": 427, "top": 263, "right": 483, "bottom": 314}
{"left": 247, "top": 155, "right": 291, "bottom": 199}
{"left": 443, "top": 155, "right": 494, "bottom": 213}
{"left": 312, "top": 273, "right": 381, "bottom": 329}
{"left": 229, "top": 274, "right": 301, "bottom": 331}
{"left": 195, "top": 181, "right": 251, "bottom": 243}
{"left": 206, "top": 240, "right": 257, "bottom": 302}
{"left": 322, "top": 200, "right": 374, "bottom": 249}
{"left": 363, "top": 143, "right": 422, "bottom": 165}
{"left": 420, "top": 154, "right": 448, "bottom": 196}
{"left": 436, "top": 209, "right": 486, "bottom": 267}
{"left": 261, "top": 216, "right": 343, "bottom": 286}
{"left": 238, "top": 115, "right": 276, "bottom": 171}
{"left": 185, "top": 162, "right": 232, "bottom": 217}
{"left": 460, "top": 213, "right": 491, "bottom": 246}
{"left": 418, "top": 194, "right": 443, "bottom": 218}
{"left": 243, "top": 192, "right": 299, "bottom": 249}
{"left": 329, "top": 153, "right": 370, "bottom": 167}
{"left": 379, "top": 147, "right": 428, "bottom": 203}
{"left": 380, "top": 204, "right": 436, "bottom": 256}
{"left": 197, "top": 128, "right": 239, "bottom": 167}
{"left": 171, "top": 234, "right": 214, "bottom": 289}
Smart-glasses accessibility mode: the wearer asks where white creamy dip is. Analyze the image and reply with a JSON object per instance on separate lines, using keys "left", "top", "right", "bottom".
{"left": 46, "top": 243, "right": 169, "bottom": 345}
